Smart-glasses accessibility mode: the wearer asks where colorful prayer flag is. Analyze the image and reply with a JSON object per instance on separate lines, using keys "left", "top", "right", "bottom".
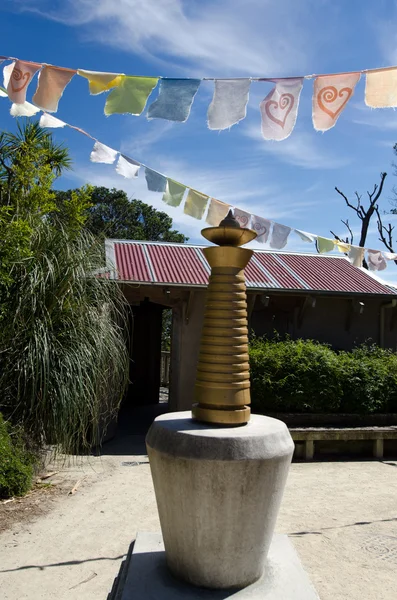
{"left": 145, "top": 167, "right": 167, "bottom": 192}
{"left": 260, "top": 78, "right": 303, "bottom": 141}
{"left": 78, "top": 69, "right": 123, "bottom": 95}
{"left": 105, "top": 76, "right": 158, "bottom": 116}
{"left": 335, "top": 241, "right": 351, "bottom": 253}
{"left": 251, "top": 216, "right": 271, "bottom": 244}
{"left": 348, "top": 246, "right": 365, "bottom": 267}
{"left": 365, "top": 68, "right": 397, "bottom": 108}
{"left": 162, "top": 179, "right": 186, "bottom": 207}
{"left": 147, "top": 79, "right": 201, "bottom": 122}
{"left": 33, "top": 65, "right": 76, "bottom": 112}
{"left": 206, "top": 198, "right": 230, "bottom": 226}
{"left": 6, "top": 60, "right": 41, "bottom": 104}
{"left": 313, "top": 73, "right": 360, "bottom": 131}
{"left": 233, "top": 208, "right": 251, "bottom": 228}
{"left": 207, "top": 79, "right": 251, "bottom": 130}
{"left": 367, "top": 249, "right": 387, "bottom": 271}
{"left": 184, "top": 189, "right": 209, "bottom": 220}
{"left": 317, "top": 237, "right": 335, "bottom": 253}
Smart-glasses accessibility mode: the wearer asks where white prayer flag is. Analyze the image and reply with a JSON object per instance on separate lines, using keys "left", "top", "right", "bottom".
{"left": 207, "top": 79, "right": 251, "bottom": 130}
{"left": 3, "top": 62, "right": 14, "bottom": 88}
{"left": 90, "top": 141, "right": 118, "bottom": 164}
{"left": 116, "top": 155, "right": 140, "bottom": 178}
{"left": 295, "top": 229, "right": 317, "bottom": 243}
{"left": 260, "top": 78, "right": 303, "bottom": 141}
{"left": 10, "top": 102, "right": 40, "bottom": 117}
{"left": 39, "top": 113, "right": 66, "bottom": 128}
{"left": 348, "top": 246, "right": 365, "bottom": 267}
{"left": 270, "top": 223, "right": 291, "bottom": 249}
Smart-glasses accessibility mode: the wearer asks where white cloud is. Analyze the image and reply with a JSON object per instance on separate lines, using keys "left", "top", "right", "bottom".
{"left": 243, "top": 124, "right": 350, "bottom": 169}
{"left": 352, "top": 113, "right": 397, "bottom": 132}
{"left": 14, "top": 0, "right": 326, "bottom": 76}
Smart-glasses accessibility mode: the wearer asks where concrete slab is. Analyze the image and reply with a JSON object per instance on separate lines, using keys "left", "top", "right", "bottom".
{"left": 118, "top": 532, "right": 320, "bottom": 599}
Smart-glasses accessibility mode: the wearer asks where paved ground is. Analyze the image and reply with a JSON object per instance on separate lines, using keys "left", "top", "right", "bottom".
{"left": 1, "top": 406, "right": 396, "bottom": 600}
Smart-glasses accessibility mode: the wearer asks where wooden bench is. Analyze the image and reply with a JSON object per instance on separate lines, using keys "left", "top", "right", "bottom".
{"left": 290, "top": 427, "right": 397, "bottom": 460}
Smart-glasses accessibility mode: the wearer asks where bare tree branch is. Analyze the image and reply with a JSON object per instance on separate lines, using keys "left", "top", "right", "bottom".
{"left": 335, "top": 186, "right": 361, "bottom": 214}
{"left": 334, "top": 172, "right": 387, "bottom": 269}
{"left": 330, "top": 219, "right": 354, "bottom": 246}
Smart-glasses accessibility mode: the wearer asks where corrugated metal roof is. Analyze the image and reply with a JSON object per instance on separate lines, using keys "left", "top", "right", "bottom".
{"left": 107, "top": 240, "right": 397, "bottom": 296}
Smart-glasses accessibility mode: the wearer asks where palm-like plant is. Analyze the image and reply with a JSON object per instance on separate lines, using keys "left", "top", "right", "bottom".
{"left": 0, "top": 120, "right": 71, "bottom": 208}
{"left": 0, "top": 225, "right": 129, "bottom": 454}
{"left": 0, "top": 121, "right": 129, "bottom": 454}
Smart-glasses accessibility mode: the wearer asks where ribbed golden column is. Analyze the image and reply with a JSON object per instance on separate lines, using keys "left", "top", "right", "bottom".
{"left": 192, "top": 211, "right": 257, "bottom": 425}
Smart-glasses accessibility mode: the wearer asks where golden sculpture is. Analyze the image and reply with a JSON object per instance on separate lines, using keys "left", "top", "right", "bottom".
{"left": 192, "top": 211, "right": 257, "bottom": 425}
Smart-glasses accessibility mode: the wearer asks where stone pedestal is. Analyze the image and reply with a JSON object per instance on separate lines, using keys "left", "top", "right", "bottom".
{"left": 146, "top": 412, "right": 294, "bottom": 590}
{"left": 114, "top": 531, "right": 320, "bottom": 600}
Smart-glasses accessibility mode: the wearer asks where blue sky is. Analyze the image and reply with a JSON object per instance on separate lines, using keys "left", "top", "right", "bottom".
{"left": 2, "top": 0, "right": 397, "bottom": 281}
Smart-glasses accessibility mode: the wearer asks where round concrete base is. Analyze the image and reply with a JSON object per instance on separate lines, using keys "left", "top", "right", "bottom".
{"left": 146, "top": 412, "right": 294, "bottom": 590}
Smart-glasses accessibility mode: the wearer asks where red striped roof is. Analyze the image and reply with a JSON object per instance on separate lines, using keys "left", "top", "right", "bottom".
{"left": 106, "top": 240, "right": 396, "bottom": 296}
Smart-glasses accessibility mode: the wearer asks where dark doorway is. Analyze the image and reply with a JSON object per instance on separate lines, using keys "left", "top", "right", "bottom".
{"left": 127, "top": 299, "right": 164, "bottom": 407}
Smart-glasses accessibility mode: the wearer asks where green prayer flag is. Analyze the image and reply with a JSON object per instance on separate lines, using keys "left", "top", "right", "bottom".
{"left": 184, "top": 189, "right": 209, "bottom": 220}
{"left": 104, "top": 75, "right": 159, "bottom": 116}
{"left": 162, "top": 179, "right": 186, "bottom": 207}
{"left": 317, "top": 237, "right": 335, "bottom": 254}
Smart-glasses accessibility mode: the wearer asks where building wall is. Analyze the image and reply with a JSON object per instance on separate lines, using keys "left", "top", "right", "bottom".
{"left": 169, "top": 291, "right": 206, "bottom": 412}
{"left": 169, "top": 291, "right": 397, "bottom": 411}
{"left": 250, "top": 294, "right": 397, "bottom": 351}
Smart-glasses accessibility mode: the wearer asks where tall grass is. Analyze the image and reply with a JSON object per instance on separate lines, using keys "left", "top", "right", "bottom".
{"left": 0, "top": 224, "right": 129, "bottom": 454}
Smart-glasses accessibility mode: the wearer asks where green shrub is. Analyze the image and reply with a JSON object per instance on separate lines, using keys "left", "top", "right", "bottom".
{"left": 0, "top": 413, "right": 33, "bottom": 499}
{"left": 338, "top": 344, "right": 397, "bottom": 413}
{"left": 249, "top": 336, "right": 397, "bottom": 414}
{"left": 249, "top": 336, "right": 342, "bottom": 413}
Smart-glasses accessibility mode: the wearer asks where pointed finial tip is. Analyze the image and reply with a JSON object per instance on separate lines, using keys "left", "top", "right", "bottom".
{"left": 218, "top": 210, "right": 241, "bottom": 229}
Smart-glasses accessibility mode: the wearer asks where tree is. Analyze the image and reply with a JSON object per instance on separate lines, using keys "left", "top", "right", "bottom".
{"left": 0, "top": 121, "right": 129, "bottom": 453}
{"left": 330, "top": 172, "right": 394, "bottom": 268}
{"left": 55, "top": 186, "right": 188, "bottom": 243}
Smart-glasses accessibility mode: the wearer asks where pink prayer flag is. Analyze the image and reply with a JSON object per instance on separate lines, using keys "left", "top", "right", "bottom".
{"left": 251, "top": 216, "right": 271, "bottom": 243}
{"left": 367, "top": 250, "right": 387, "bottom": 272}
{"left": 233, "top": 208, "right": 251, "bottom": 228}
{"left": 312, "top": 72, "right": 360, "bottom": 132}
{"left": 33, "top": 65, "right": 76, "bottom": 112}
{"left": 7, "top": 60, "right": 41, "bottom": 104}
{"left": 260, "top": 78, "right": 303, "bottom": 141}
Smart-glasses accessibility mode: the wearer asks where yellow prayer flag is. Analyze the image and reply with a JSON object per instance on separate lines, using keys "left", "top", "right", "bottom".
{"left": 184, "top": 189, "right": 209, "bottom": 220}
{"left": 206, "top": 198, "right": 230, "bottom": 226}
{"left": 78, "top": 69, "right": 123, "bottom": 95}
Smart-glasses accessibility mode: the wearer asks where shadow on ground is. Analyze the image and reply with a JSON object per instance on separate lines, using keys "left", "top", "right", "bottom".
{"left": 100, "top": 403, "right": 169, "bottom": 457}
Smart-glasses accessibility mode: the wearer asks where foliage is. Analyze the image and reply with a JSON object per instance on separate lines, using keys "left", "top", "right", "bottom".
{"left": 161, "top": 309, "right": 172, "bottom": 351}
{"left": 0, "top": 121, "right": 77, "bottom": 316}
{"left": 0, "top": 413, "right": 34, "bottom": 499}
{"left": 338, "top": 344, "right": 397, "bottom": 413}
{"left": 55, "top": 186, "right": 188, "bottom": 243}
{"left": 249, "top": 336, "right": 397, "bottom": 414}
{"left": 0, "top": 226, "right": 129, "bottom": 454}
{"left": 0, "top": 121, "right": 129, "bottom": 454}
{"left": 250, "top": 335, "right": 342, "bottom": 413}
